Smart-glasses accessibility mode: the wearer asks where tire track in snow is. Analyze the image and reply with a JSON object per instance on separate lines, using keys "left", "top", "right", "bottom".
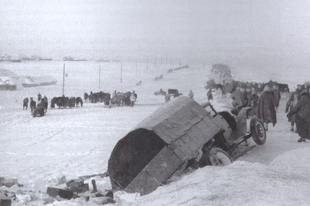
{"left": 24, "top": 128, "right": 64, "bottom": 147}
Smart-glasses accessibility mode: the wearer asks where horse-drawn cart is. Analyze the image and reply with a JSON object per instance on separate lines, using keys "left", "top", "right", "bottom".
{"left": 108, "top": 96, "right": 266, "bottom": 195}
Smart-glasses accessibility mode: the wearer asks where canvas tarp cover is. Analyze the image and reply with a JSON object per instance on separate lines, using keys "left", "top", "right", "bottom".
{"left": 133, "top": 96, "right": 209, "bottom": 144}
{"left": 108, "top": 97, "right": 219, "bottom": 191}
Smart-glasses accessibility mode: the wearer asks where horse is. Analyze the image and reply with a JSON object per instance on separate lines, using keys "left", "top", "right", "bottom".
{"left": 84, "top": 92, "right": 89, "bottom": 102}
{"left": 103, "top": 93, "right": 111, "bottom": 105}
{"left": 90, "top": 92, "right": 100, "bottom": 103}
{"left": 51, "top": 97, "right": 56, "bottom": 109}
{"left": 69, "top": 97, "right": 76, "bottom": 108}
{"left": 110, "top": 92, "right": 131, "bottom": 106}
{"left": 54, "top": 97, "right": 69, "bottom": 109}
{"left": 23, "top": 98, "right": 29, "bottom": 110}
{"left": 76, "top": 97, "right": 83, "bottom": 107}
{"left": 30, "top": 99, "right": 36, "bottom": 112}
{"left": 111, "top": 95, "right": 122, "bottom": 106}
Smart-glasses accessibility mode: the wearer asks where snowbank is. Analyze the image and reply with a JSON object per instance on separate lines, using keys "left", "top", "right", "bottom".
{"left": 120, "top": 158, "right": 310, "bottom": 206}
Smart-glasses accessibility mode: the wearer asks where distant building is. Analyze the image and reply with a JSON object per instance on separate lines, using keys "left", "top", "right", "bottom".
{"left": 0, "top": 68, "right": 57, "bottom": 90}
{"left": 0, "top": 69, "right": 23, "bottom": 90}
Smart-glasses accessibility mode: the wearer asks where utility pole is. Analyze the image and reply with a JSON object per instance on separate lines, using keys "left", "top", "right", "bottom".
{"left": 99, "top": 64, "right": 101, "bottom": 89}
{"left": 120, "top": 62, "right": 123, "bottom": 83}
{"left": 62, "top": 63, "right": 65, "bottom": 96}
{"left": 136, "top": 60, "right": 138, "bottom": 76}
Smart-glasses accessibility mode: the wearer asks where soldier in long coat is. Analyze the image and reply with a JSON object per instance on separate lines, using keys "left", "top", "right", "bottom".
{"left": 230, "top": 86, "right": 246, "bottom": 115}
{"left": 285, "top": 87, "right": 300, "bottom": 132}
{"left": 257, "top": 84, "right": 277, "bottom": 130}
{"left": 287, "top": 89, "right": 310, "bottom": 142}
{"left": 247, "top": 88, "right": 259, "bottom": 117}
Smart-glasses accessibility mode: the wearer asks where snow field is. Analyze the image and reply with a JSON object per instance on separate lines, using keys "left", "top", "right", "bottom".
{"left": 1, "top": 61, "right": 310, "bottom": 205}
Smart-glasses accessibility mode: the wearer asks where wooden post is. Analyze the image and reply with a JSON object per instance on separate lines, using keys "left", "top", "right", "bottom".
{"left": 120, "top": 62, "right": 123, "bottom": 83}
{"left": 136, "top": 60, "right": 138, "bottom": 76}
{"left": 62, "top": 63, "right": 65, "bottom": 96}
{"left": 99, "top": 64, "right": 101, "bottom": 89}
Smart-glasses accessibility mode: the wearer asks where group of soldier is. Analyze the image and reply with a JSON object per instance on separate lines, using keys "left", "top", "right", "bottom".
{"left": 226, "top": 80, "right": 310, "bottom": 142}
{"left": 286, "top": 84, "right": 310, "bottom": 142}
{"left": 23, "top": 93, "right": 48, "bottom": 114}
{"left": 229, "top": 82, "right": 281, "bottom": 131}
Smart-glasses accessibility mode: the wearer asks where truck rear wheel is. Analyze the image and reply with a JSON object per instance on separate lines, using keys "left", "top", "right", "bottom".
{"left": 208, "top": 147, "right": 233, "bottom": 166}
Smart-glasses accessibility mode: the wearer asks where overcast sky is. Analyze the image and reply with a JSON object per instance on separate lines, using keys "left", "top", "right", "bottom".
{"left": 1, "top": 0, "right": 310, "bottom": 66}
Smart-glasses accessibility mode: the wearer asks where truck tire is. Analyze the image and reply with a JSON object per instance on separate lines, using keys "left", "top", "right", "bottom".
{"left": 208, "top": 147, "right": 233, "bottom": 166}
{"left": 250, "top": 118, "right": 267, "bottom": 145}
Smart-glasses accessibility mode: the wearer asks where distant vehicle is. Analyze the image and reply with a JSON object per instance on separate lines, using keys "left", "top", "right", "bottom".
{"left": 108, "top": 96, "right": 266, "bottom": 195}
{"left": 168, "top": 89, "right": 181, "bottom": 97}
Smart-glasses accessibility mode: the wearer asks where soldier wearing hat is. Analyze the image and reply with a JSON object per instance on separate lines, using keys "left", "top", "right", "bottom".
{"left": 285, "top": 85, "right": 300, "bottom": 132}
{"left": 287, "top": 88, "right": 310, "bottom": 142}
{"left": 257, "top": 84, "right": 277, "bottom": 130}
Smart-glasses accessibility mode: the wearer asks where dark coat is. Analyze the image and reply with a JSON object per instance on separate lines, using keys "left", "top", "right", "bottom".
{"left": 23, "top": 98, "right": 29, "bottom": 107}
{"left": 288, "top": 92, "right": 310, "bottom": 123}
{"left": 231, "top": 90, "right": 246, "bottom": 108}
{"left": 287, "top": 92, "right": 310, "bottom": 139}
{"left": 257, "top": 90, "right": 277, "bottom": 125}
{"left": 245, "top": 92, "right": 251, "bottom": 106}
{"left": 273, "top": 89, "right": 281, "bottom": 107}
{"left": 247, "top": 93, "right": 259, "bottom": 117}
{"left": 248, "top": 93, "right": 259, "bottom": 107}
{"left": 285, "top": 92, "right": 298, "bottom": 122}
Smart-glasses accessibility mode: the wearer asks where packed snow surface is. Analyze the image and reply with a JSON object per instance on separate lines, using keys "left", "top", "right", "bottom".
{"left": 1, "top": 61, "right": 310, "bottom": 206}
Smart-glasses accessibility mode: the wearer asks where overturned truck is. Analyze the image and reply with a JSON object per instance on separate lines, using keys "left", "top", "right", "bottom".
{"left": 108, "top": 96, "right": 266, "bottom": 195}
